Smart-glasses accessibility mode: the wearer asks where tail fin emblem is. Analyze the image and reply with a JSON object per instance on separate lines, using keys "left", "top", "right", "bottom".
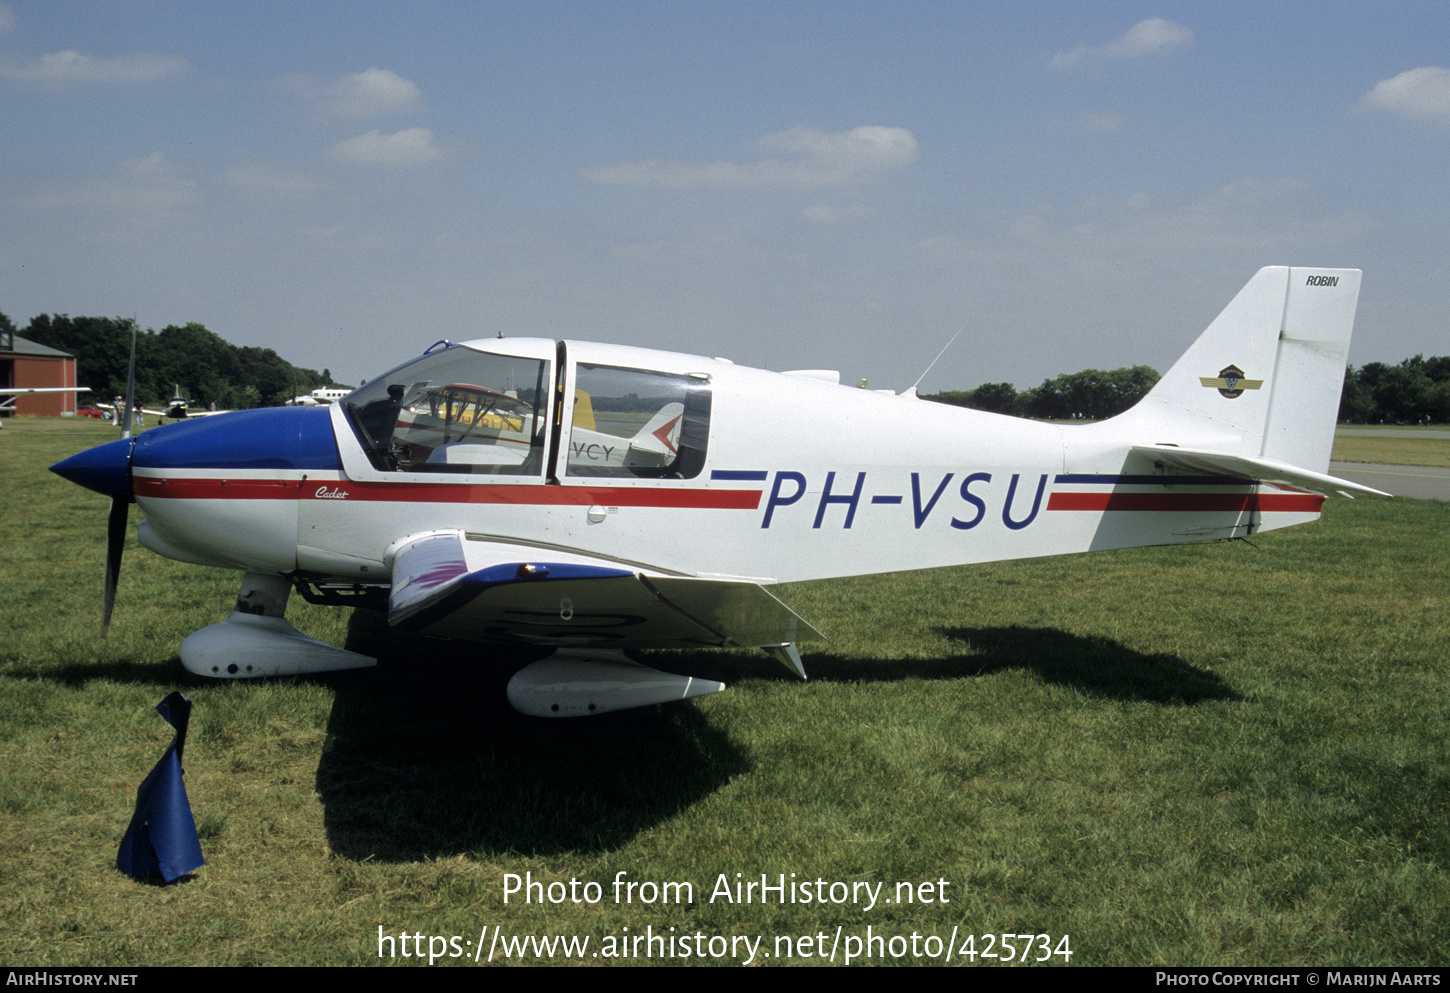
{"left": 1200, "top": 364, "right": 1264, "bottom": 399}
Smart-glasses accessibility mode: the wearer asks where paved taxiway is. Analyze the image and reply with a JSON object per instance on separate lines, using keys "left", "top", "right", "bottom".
{"left": 1329, "top": 462, "right": 1450, "bottom": 501}
{"left": 1330, "top": 428, "right": 1450, "bottom": 501}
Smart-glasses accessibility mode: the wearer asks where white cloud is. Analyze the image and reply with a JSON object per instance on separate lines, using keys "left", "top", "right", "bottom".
{"left": 219, "top": 164, "right": 327, "bottom": 197}
{"left": 1360, "top": 67, "right": 1450, "bottom": 125}
{"left": 1104, "top": 18, "right": 1194, "bottom": 59}
{"left": 0, "top": 49, "right": 188, "bottom": 87}
{"left": 1051, "top": 18, "right": 1193, "bottom": 69}
{"left": 279, "top": 68, "right": 422, "bottom": 118}
{"left": 758, "top": 126, "right": 918, "bottom": 169}
{"left": 582, "top": 125, "right": 918, "bottom": 189}
{"left": 329, "top": 127, "right": 443, "bottom": 166}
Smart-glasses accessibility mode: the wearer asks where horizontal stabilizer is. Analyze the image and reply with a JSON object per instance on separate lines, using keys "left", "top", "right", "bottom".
{"left": 1132, "top": 445, "right": 1391, "bottom": 498}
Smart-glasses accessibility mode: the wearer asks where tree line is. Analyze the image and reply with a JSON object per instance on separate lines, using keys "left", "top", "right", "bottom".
{"left": 4, "top": 312, "right": 344, "bottom": 411}
{"left": 923, "top": 355, "right": 1450, "bottom": 424}
{"left": 924, "top": 365, "right": 1162, "bottom": 421}
{"left": 1337, "top": 356, "right": 1450, "bottom": 424}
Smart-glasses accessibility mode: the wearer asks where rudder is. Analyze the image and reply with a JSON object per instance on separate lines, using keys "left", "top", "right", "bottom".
{"left": 1259, "top": 268, "right": 1361, "bottom": 474}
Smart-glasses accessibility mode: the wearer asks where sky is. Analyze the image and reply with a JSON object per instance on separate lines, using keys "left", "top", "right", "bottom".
{"left": 1, "top": 1, "right": 1447, "bottom": 393}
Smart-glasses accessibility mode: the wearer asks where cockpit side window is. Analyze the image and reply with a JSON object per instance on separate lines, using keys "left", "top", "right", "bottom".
{"left": 343, "top": 347, "right": 549, "bottom": 475}
{"left": 565, "top": 364, "right": 710, "bottom": 479}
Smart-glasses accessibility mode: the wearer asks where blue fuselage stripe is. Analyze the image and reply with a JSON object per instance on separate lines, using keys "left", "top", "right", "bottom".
{"left": 1053, "top": 473, "right": 1246, "bottom": 486}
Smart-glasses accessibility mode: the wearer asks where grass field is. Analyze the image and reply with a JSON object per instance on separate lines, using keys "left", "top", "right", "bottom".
{"left": 2, "top": 417, "right": 1447, "bottom": 967}
{"left": 1331, "top": 434, "right": 1450, "bottom": 468}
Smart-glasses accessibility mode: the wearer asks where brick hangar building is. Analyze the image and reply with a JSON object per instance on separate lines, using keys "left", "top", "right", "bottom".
{"left": 1, "top": 325, "right": 82, "bottom": 418}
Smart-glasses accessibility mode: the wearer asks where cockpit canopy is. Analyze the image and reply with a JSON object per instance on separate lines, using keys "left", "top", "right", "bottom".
{"left": 342, "top": 340, "right": 712, "bottom": 479}
{"left": 343, "top": 343, "right": 550, "bottom": 475}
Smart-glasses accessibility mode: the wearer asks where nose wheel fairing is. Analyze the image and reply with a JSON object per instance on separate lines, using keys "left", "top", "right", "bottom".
{"left": 179, "top": 572, "right": 376, "bottom": 679}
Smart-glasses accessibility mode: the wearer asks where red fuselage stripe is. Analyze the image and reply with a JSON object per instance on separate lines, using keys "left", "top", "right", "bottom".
{"left": 131, "top": 478, "right": 1323, "bottom": 514}
{"left": 1047, "top": 492, "right": 1324, "bottom": 513}
{"left": 133, "top": 476, "right": 764, "bottom": 509}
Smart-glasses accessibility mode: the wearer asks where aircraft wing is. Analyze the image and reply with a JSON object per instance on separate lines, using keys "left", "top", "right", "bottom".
{"left": 0, "top": 386, "right": 90, "bottom": 394}
{"left": 386, "top": 532, "right": 823, "bottom": 649}
{"left": 1131, "top": 445, "right": 1391, "bottom": 498}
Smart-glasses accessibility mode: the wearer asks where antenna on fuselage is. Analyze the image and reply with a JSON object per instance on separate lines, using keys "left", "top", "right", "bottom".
{"left": 903, "top": 327, "right": 964, "bottom": 397}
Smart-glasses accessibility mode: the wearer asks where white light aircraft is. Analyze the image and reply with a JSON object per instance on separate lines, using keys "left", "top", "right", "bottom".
{"left": 51, "top": 267, "right": 1386, "bottom": 717}
{"left": 286, "top": 387, "right": 351, "bottom": 406}
{"left": 152, "top": 385, "right": 230, "bottom": 420}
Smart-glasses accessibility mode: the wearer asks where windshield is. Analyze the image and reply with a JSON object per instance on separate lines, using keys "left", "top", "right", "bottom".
{"left": 343, "top": 345, "right": 549, "bottom": 475}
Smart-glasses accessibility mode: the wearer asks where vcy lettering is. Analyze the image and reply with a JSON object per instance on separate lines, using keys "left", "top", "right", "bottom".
{"left": 570, "top": 441, "right": 617, "bottom": 463}
{"left": 760, "top": 471, "right": 1047, "bottom": 531}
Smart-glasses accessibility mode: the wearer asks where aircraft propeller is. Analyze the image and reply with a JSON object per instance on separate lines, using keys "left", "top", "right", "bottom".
{"left": 101, "top": 326, "right": 138, "bottom": 637}
{"left": 102, "top": 490, "right": 130, "bottom": 637}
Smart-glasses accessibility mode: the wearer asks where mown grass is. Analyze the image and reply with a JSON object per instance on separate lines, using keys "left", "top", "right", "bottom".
{"left": 1, "top": 417, "right": 1446, "bottom": 967}
{"left": 1332, "top": 434, "right": 1450, "bottom": 468}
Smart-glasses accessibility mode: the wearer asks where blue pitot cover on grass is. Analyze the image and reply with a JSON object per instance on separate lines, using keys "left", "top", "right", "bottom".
{"left": 117, "top": 692, "right": 204, "bottom": 883}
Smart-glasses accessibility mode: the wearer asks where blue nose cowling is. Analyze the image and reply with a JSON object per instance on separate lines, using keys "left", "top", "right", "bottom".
{"left": 50, "top": 407, "right": 340, "bottom": 500}
{"left": 51, "top": 436, "right": 136, "bottom": 500}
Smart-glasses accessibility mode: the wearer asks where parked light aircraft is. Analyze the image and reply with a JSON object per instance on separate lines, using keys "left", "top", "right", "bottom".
{"left": 152, "top": 385, "right": 230, "bottom": 420}
{"left": 51, "top": 267, "right": 1385, "bottom": 716}
{"left": 286, "top": 387, "right": 351, "bottom": 406}
{"left": 164, "top": 387, "right": 190, "bottom": 419}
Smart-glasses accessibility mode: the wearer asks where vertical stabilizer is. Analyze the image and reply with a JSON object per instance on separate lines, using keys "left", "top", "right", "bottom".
{"left": 1116, "top": 267, "right": 1361, "bottom": 475}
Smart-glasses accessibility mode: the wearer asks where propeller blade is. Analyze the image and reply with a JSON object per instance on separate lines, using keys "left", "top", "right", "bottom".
{"left": 120, "top": 323, "right": 137, "bottom": 439}
{"left": 103, "top": 322, "right": 138, "bottom": 636}
{"left": 102, "top": 494, "right": 128, "bottom": 638}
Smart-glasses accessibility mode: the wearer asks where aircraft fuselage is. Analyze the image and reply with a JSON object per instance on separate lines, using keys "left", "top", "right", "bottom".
{"left": 105, "top": 337, "right": 1320, "bottom": 594}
